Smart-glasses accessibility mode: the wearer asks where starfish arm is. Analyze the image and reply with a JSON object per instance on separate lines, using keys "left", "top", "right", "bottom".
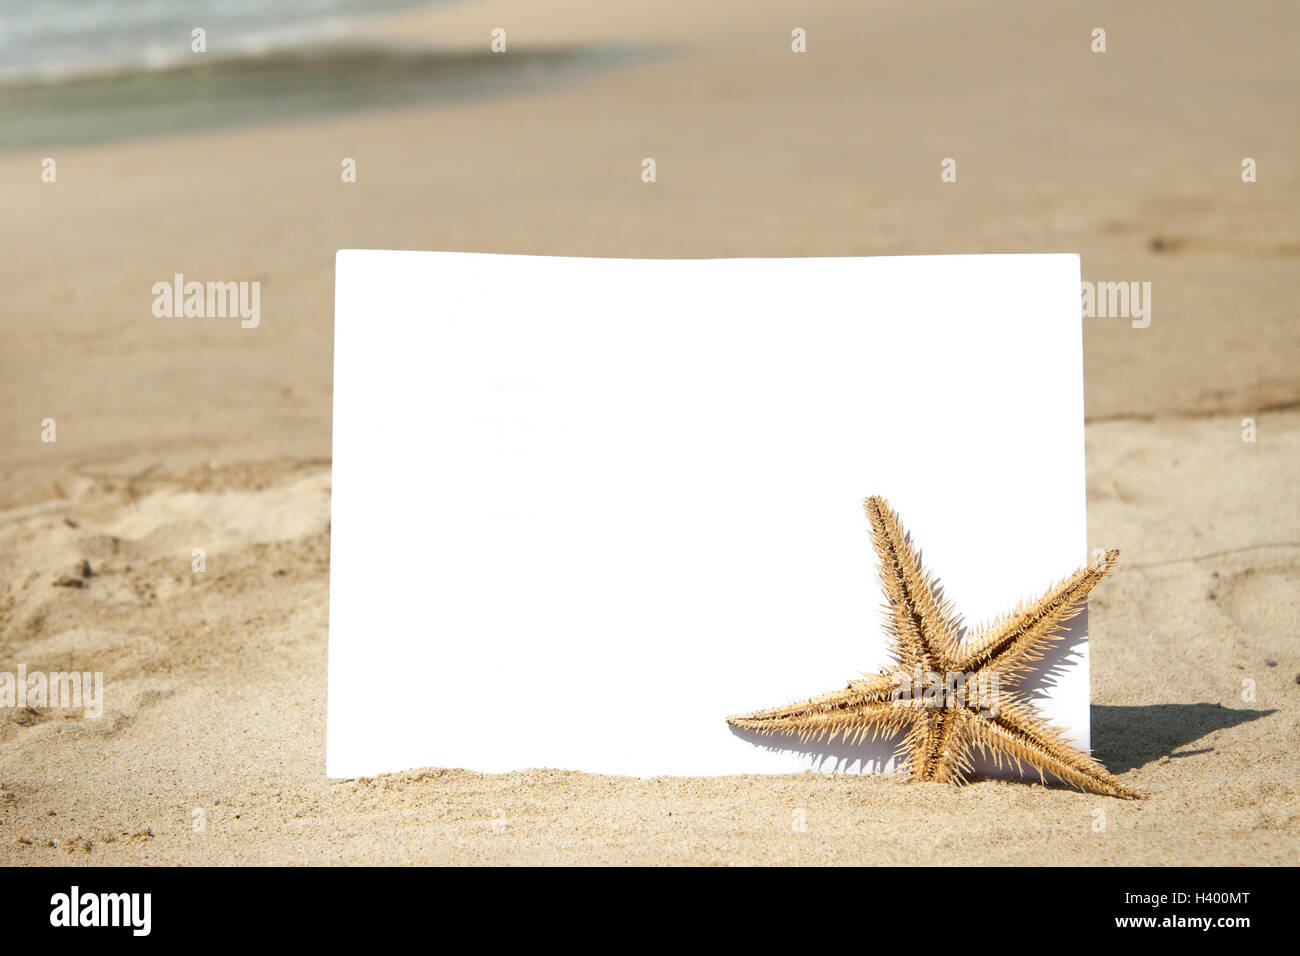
{"left": 949, "top": 548, "right": 1120, "bottom": 680}
{"left": 864, "top": 496, "right": 963, "bottom": 671}
{"left": 726, "top": 675, "right": 916, "bottom": 747}
{"left": 901, "top": 709, "right": 977, "bottom": 785}
{"left": 969, "top": 697, "right": 1144, "bottom": 799}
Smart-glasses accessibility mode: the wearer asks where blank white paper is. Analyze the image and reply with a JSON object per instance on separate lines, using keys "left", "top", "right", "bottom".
{"left": 327, "top": 251, "right": 1089, "bottom": 778}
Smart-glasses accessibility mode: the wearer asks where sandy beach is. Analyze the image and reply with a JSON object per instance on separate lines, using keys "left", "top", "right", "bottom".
{"left": 0, "top": 0, "right": 1296, "bottom": 865}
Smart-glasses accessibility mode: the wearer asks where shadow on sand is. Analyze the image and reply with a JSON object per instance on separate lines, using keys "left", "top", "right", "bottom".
{"left": 1091, "top": 702, "right": 1276, "bottom": 774}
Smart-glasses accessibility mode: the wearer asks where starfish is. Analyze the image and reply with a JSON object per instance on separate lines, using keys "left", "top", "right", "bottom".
{"left": 727, "top": 496, "right": 1143, "bottom": 799}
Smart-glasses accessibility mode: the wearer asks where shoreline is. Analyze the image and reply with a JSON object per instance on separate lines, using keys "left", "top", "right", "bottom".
{"left": 0, "top": 42, "right": 655, "bottom": 151}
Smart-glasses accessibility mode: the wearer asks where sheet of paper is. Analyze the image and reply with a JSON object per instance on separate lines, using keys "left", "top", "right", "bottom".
{"left": 327, "top": 251, "right": 1089, "bottom": 778}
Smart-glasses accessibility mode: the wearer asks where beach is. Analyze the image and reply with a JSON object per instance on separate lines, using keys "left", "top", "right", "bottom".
{"left": 0, "top": 0, "right": 1296, "bottom": 864}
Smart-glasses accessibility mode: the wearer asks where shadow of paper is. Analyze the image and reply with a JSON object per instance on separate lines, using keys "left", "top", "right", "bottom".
{"left": 1091, "top": 702, "right": 1276, "bottom": 773}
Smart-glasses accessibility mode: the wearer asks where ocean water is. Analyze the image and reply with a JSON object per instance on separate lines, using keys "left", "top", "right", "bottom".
{"left": 0, "top": 0, "right": 654, "bottom": 149}
{"left": 0, "top": 0, "right": 435, "bottom": 83}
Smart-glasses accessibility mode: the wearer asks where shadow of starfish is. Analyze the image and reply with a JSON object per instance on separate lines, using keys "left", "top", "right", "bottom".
{"left": 1091, "top": 702, "right": 1276, "bottom": 773}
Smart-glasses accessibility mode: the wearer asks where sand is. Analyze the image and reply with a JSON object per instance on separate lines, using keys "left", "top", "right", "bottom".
{"left": 0, "top": 0, "right": 1296, "bottom": 865}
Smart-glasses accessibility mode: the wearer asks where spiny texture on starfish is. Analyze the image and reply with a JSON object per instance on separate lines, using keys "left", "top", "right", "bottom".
{"left": 727, "top": 496, "right": 1143, "bottom": 799}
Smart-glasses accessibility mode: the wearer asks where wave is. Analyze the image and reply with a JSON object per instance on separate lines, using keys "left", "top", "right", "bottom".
{"left": 0, "top": 0, "right": 438, "bottom": 86}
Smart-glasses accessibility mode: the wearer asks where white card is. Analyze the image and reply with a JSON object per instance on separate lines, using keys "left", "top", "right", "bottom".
{"left": 327, "top": 251, "right": 1089, "bottom": 779}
